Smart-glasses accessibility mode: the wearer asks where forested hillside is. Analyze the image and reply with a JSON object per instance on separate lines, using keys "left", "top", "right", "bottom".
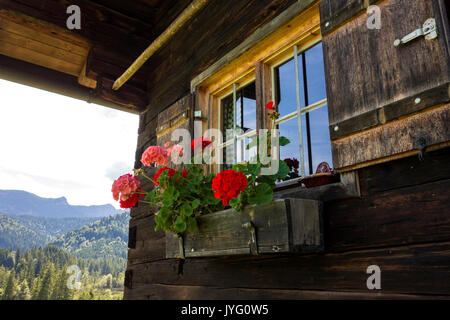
{"left": 49, "top": 213, "right": 129, "bottom": 260}
{"left": 0, "top": 213, "right": 99, "bottom": 249}
{"left": 0, "top": 212, "right": 130, "bottom": 300}
{"left": 0, "top": 246, "right": 124, "bottom": 300}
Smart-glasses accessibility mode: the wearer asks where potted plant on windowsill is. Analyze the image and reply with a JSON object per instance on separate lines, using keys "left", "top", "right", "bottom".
{"left": 111, "top": 102, "right": 324, "bottom": 259}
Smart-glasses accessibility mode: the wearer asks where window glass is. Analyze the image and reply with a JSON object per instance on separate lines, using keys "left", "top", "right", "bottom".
{"left": 275, "top": 59, "right": 305, "bottom": 117}
{"left": 304, "top": 43, "right": 327, "bottom": 103}
{"left": 221, "top": 81, "right": 256, "bottom": 168}
{"left": 308, "top": 105, "right": 332, "bottom": 172}
{"left": 275, "top": 42, "right": 331, "bottom": 178}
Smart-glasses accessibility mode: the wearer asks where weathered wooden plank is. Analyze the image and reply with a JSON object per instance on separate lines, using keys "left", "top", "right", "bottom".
{"left": 330, "top": 83, "right": 450, "bottom": 140}
{"left": 319, "top": 0, "right": 378, "bottom": 35}
{"left": 145, "top": 0, "right": 299, "bottom": 119}
{"left": 127, "top": 215, "right": 165, "bottom": 265}
{"left": 165, "top": 199, "right": 323, "bottom": 259}
{"left": 325, "top": 178, "right": 450, "bottom": 252}
{"left": 129, "top": 241, "right": 450, "bottom": 295}
{"left": 358, "top": 147, "right": 450, "bottom": 196}
{"left": 125, "top": 283, "right": 450, "bottom": 300}
{"left": 0, "top": 54, "right": 134, "bottom": 112}
{"left": 191, "top": 0, "right": 317, "bottom": 90}
{"left": 322, "top": 0, "right": 450, "bottom": 126}
{"left": 331, "top": 104, "right": 450, "bottom": 171}
{"left": 97, "top": 77, "right": 147, "bottom": 111}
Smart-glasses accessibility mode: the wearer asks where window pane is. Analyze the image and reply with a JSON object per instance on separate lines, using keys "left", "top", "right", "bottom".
{"left": 275, "top": 58, "right": 305, "bottom": 117}
{"left": 221, "top": 94, "right": 234, "bottom": 142}
{"left": 305, "top": 43, "right": 327, "bottom": 104}
{"left": 308, "top": 105, "right": 333, "bottom": 171}
{"left": 279, "top": 116, "right": 309, "bottom": 178}
{"left": 220, "top": 81, "right": 256, "bottom": 168}
{"left": 242, "top": 82, "right": 256, "bottom": 131}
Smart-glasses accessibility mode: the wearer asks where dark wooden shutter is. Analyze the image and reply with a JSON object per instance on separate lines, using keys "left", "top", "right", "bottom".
{"left": 320, "top": 0, "right": 450, "bottom": 171}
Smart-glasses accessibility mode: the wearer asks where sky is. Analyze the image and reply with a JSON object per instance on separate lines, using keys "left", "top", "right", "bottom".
{"left": 0, "top": 79, "right": 139, "bottom": 208}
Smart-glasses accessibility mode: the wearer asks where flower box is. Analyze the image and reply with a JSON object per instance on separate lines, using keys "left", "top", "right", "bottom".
{"left": 165, "top": 198, "right": 323, "bottom": 259}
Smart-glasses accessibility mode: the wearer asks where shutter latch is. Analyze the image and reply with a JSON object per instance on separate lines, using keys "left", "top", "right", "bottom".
{"left": 394, "top": 18, "right": 438, "bottom": 47}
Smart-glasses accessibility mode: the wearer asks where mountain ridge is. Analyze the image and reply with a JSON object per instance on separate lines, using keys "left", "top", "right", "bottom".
{"left": 0, "top": 189, "right": 123, "bottom": 218}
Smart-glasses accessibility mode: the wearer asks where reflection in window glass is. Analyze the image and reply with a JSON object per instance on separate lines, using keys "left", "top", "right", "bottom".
{"left": 305, "top": 43, "right": 327, "bottom": 104}
{"left": 275, "top": 42, "right": 331, "bottom": 178}
{"left": 221, "top": 81, "right": 256, "bottom": 168}
{"left": 308, "top": 105, "right": 332, "bottom": 171}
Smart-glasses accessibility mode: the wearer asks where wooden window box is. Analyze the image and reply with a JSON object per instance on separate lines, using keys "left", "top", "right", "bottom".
{"left": 165, "top": 198, "right": 323, "bottom": 259}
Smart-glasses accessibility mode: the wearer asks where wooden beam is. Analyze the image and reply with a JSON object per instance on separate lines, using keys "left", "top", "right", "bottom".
{"left": 112, "top": 0, "right": 211, "bottom": 90}
{"left": 0, "top": 9, "right": 89, "bottom": 76}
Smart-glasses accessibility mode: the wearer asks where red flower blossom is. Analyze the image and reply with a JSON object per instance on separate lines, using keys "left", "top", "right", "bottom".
{"left": 153, "top": 167, "right": 189, "bottom": 186}
{"left": 265, "top": 101, "right": 275, "bottom": 110}
{"left": 119, "top": 190, "right": 143, "bottom": 209}
{"left": 191, "top": 137, "right": 212, "bottom": 152}
{"left": 111, "top": 174, "right": 141, "bottom": 201}
{"left": 212, "top": 170, "right": 248, "bottom": 206}
{"left": 141, "top": 146, "right": 169, "bottom": 167}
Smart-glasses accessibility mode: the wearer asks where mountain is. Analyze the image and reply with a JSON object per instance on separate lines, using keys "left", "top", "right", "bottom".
{"left": 48, "top": 213, "right": 130, "bottom": 260}
{"left": 0, "top": 190, "right": 123, "bottom": 218}
{"left": 0, "top": 213, "right": 99, "bottom": 249}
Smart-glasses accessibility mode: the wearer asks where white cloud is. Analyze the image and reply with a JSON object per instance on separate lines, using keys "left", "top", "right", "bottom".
{"left": 0, "top": 79, "right": 139, "bottom": 208}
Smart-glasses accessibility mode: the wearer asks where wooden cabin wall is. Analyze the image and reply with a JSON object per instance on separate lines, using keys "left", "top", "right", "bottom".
{"left": 125, "top": 0, "right": 450, "bottom": 299}
{"left": 125, "top": 147, "right": 450, "bottom": 299}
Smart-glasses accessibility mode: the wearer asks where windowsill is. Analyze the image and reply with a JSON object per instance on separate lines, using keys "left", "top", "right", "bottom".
{"left": 274, "top": 172, "right": 359, "bottom": 202}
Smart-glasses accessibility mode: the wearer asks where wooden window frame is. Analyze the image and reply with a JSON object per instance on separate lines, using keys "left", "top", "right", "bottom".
{"left": 192, "top": 2, "right": 360, "bottom": 198}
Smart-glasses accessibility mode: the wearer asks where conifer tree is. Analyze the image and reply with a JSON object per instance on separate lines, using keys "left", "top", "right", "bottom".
{"left": 2, "top": 271, "right": 16, "bottom": 300}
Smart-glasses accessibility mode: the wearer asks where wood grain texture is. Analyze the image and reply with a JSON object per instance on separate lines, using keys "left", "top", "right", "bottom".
{"left": 330, "top": 83, "right": 450, "bottom": 140}
{"left": 325, "top": 178, "right": 450, "bottom": 252}
{"left": 331, "top": 104, "right": 450, "bottom": 170}
{"left": 145, "top": 0, "right": 299, "bottom": 118}
{"left": 319, "top": 0, "right": 379, "bottom": 35}
{"left": 165, "top": 199, "right": 323, "bottom": 259}
{"left": 128, "top": 240, "right": 450, "bottom": 295}
{"left": 322, "top": 0, "right": 450, "bottom": 126}
{"left": 125, "top": 283, "right": 450, "bottom": 300}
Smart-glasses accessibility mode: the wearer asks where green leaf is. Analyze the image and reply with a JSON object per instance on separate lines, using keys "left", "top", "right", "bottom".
{"left": 247, "top": 163, "right": 261, "bottom": 176}
{"left": 159, "top": 207, "right": 171, "bottom": 220}
{"left": 275, "top": 160, "right": 290, "bottom": 180}
{"left": 256, "top": 175, "right": 277, "bottom": 188}
{"left": 279, "top": 136, "right": 291, "bottom": 146}
{"left": 248, "top": 183, "right": 273, "bottom": 205}
{"left": 191, "top": 199, "right": 201, "bottom": 209}
{"left": 173, "top": 216, "right": 187, "bottom": 233}
{"left": 180, "top": 203, "right": 193, "bottom": 217}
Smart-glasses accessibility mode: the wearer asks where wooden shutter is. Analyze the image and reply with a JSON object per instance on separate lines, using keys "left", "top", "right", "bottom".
{"left": 320, "top": 0, "right": 450, "bottom": 172}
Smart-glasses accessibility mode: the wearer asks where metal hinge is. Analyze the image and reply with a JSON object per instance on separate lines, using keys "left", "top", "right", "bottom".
{"left": 394, "top": 18, "right": 438, "bottom": 47}
{"left": 242, "top": 221, "right": 259, "bottom": 255}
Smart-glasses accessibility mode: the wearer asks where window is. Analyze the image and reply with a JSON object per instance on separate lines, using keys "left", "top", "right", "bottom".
{"left": 219, "top": 81, "right": 257, "bottom": 170}
{"left": 274, "top": 42, "right": 332, "bottom": 177}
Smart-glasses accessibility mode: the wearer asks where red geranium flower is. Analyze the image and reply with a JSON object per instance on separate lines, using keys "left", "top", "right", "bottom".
{"left": 111, "top": 173, "right": 141, "bottom": 202}
{"left": 265, "top": 101, "right": 275, "bottom": 110}
{"left": 153, "top": 167, "right": 189, "bottom": 186}
{"left": 212, "top": 170, "right": 248, "bottom": 206}
{"left": 191, "top": 137, "right": 212, "bottom": 152}
{"left": 119, "top": 189, "right": 143, "bottom": 209}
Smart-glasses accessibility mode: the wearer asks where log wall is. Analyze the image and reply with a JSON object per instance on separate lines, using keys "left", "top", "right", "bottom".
{"left": 124, "top": 0, "right": 450, "bottom": 299}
